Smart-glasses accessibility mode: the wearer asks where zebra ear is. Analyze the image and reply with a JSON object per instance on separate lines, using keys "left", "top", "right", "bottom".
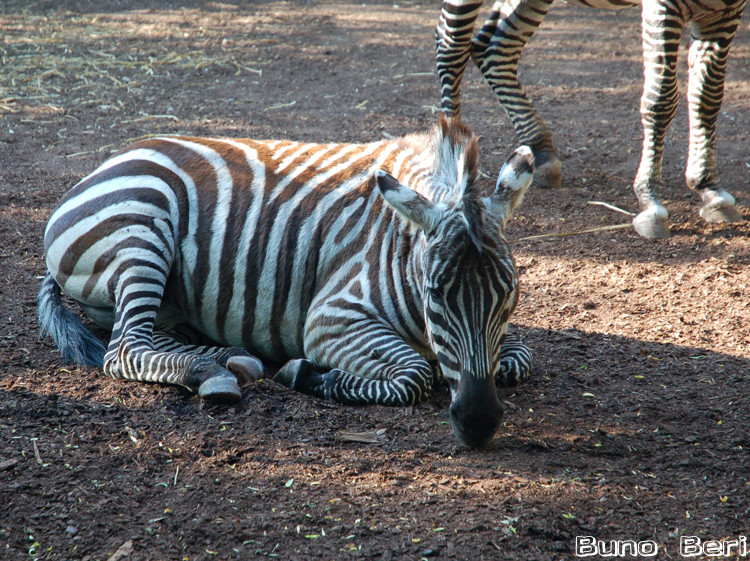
{"left": 484, "top": 146, "right": 535, "bottom": 228}
{"left": 376, "top": 170, "right": 445, "bottom": 235}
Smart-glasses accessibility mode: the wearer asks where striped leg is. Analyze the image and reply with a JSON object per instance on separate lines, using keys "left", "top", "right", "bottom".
{"left": 496, "top": 326, "right": 533, "bottom": 387}
{"left": 631, "top": 0, "right": 683, "bottom": 238}
{"left": 274, "top": 322, "right": 435, "bottom": 406}
{"left": 102, "top": 269, "right": 255, "bottom": 403}
{"left": 152, "top": 331, "right": 264, "bottom": 384}
{"left": 470, "top": 0, "right": 561, "bottom": 188}
{"left": 686, "top": 5, "right": 745, "bottom": 225}
{"left": 436, "top": 1, "right": 484, "bottom": 117}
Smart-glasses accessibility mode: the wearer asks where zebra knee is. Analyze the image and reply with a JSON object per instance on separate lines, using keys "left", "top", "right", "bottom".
{"left": 102, "top": 337, "right": 137, "bottom": 380}
{"left": 496, "top": 339, "right": 533, "bottom": 387}
{"left": 102, "top": 348, "right": 124, "bottom": 380}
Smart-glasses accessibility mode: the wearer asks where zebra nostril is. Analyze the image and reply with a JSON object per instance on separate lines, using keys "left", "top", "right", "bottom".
{"left": 449, "top": 397, "right": 503, "bottom": 448}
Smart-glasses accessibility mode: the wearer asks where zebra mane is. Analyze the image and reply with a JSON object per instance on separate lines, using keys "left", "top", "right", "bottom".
{"left": 427, "top": 115, "right": 484, "bottom": 252}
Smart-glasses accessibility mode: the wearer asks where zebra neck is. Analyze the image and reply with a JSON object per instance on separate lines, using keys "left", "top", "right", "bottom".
{"left": 378, "top": 216, "right": 433, "bottom": 356}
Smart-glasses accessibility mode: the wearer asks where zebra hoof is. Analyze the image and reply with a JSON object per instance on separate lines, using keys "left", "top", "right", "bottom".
{"left": 531, "top": 150, "right": 561, "bottom": 189}
{"left": 699, "top": 190, "right": 741, "bottom": 224}
{"left": 198, "top": 374, "right": 242, "bottom": 404}
{"left": 701, "top": 205, "right": 742, "bottom": 224}
{"left": 273, "top": 358, "right": 311, "bottom": 389}
{"left": 226, "top": 356, "right": 264, "bottom": 384}
{"left": 632, "top": 206, "right": 670, "bottom": 239}
{"left": 274, "top": 358, "right": 332, "bottom": 395}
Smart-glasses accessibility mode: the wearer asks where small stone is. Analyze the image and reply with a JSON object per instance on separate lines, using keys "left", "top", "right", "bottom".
{"left": 66, "top": 525, "right": 78, "bottom": 535}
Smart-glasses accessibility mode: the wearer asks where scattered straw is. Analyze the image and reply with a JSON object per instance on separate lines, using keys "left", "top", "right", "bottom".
{"left": 518, "top": 223, "right": 632, "bottom": 241}
{"left": 587, "top": 201, "right": 636, "bottom": 216}
{"left": 263, "top": 100, "right": 296, "bottom": 112}
{"left": 121, "top": 114, "right": 180, "bottom": 124}
{"left": 338, "top": 429, "right": 386, "bottom": 443}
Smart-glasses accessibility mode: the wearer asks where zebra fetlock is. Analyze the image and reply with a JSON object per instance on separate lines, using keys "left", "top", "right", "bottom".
{"left": 185, "top": 358, "right": 243, "bottom": 404}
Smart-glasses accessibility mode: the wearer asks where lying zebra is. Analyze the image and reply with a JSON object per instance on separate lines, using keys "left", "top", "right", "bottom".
{"left": 39, "top": 116, "right": 534, "bottom": 448}
{"left": 436, "top": 0, "right": 746, "bottom": 238}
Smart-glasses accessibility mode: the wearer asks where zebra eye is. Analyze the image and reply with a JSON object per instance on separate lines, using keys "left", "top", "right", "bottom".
{"left": 427, "top": 286, "right": 444, "bottom": 304}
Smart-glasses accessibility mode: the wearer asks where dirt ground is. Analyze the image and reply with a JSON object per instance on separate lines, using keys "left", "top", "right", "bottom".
{"left": 1, "top": 1, "right": 749, "bottom": 560}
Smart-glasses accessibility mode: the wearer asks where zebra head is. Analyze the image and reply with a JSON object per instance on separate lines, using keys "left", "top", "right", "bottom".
{"left": 376, "top": 141, "right": 534, "bottom": 448}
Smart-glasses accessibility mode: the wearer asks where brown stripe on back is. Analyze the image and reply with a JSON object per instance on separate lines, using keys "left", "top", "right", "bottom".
{"left": 54, "top": 213, "right": 171, "bottom": 290}
{"left": 192, "top": 138, "right": 262, "bottom": 342}
{"left": 80, "top": 219, "right": 172, "bottom": 300}
{"left": 265, "top": 142, "right": 384, "bottom": 208}
{"left": 142, "top": 138, "right": 221, "bottom": 325}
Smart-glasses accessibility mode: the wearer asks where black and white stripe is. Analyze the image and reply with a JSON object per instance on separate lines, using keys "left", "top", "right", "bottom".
{"left": 39, "top": 116, "right": 534, "bottom": 447}
{"left": 436, "top": 0, "right": 746, "bottom": 238}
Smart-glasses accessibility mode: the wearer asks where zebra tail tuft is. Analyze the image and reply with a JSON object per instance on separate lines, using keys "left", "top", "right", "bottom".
{"left": 37, "top": 273, "right": 106, "bottom": 367}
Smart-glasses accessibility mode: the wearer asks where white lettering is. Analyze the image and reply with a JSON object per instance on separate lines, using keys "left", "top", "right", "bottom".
{"left": 705, "top": 540, "right": 724, "bottom": 556}
{"left": 681, "top": 536, "right": 749, "bottom": 557}
{"left": 576, "top": 536, "right": 598, "bottom": 557}
{"left": 641, "top": 540, "right": 658, "bottom": 557}
{"left": 574, "top": 537, "right": 659, "bottom": 557}
{"left": 682, "top": 536, "right": 702, "bottom": 557}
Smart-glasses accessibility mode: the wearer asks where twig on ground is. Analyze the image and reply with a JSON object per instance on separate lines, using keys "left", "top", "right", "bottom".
{"left": 32, "top": 439, "right": 43, "bottom": 465}
{"left": 338, "top": 429, "right": 386, "bottom": 444}
{"left": 0, "top": 458, "right": 19, "bottom": 471}
{"left": 518, "top": 223, "right": 631, "bottom": 241}
{"left": 106, "top": 540, "right": 135, "bottom": 561}
{"left": 587, "top": 201, "right": 636, "bottom": 216}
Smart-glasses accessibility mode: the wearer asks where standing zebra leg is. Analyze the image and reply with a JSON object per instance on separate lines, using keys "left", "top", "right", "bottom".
{"left": 496, "top": 327, "right": 533, "bottom": 388}
{"left": 274, "top": 322, "right": 435, "bottom": 406}
{"left": 436, "top": 1, "right": 485, "bottom": 117}
{"left": 470, "top": 0, "right": 561, "bottom": 188}
{"left": 686, "top": 6, "right": 745, "bottom": 225}
{"left": 631, "top": 0, "right": 683, "bottom": 239}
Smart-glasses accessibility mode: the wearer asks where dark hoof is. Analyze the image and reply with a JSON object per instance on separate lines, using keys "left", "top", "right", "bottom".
{"left": 529, "top": 148, "right": 561, "bottom": 189}
{"left": 274, "top": 359, "right": 334, "bottom": 399}
{"left": 226, "top": 356, "right": 264, "bottom": 384}
{"left": 273, "top": 358, "right": 310, "bottom": 389}
{"left": 534, "top": 158, "right": 561, "bottom": 189}
{"left": 633, "top": 206, "right": 670, "bottom": 239}
{"left": 198, "top": 374, "right": 242, "bottom": 404}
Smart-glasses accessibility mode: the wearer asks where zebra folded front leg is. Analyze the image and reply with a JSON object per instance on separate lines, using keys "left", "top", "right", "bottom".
{"left": 273, "top": 358, "right": 340, "bottom": 402}
{"left": 495, "top": 329, "right": 533, "bottom": 388}
{"left": 274, "top": 358, "right": 425, "bottom": 406}
{"left": 151, "top": 332, "right": 264, "bottom": 386}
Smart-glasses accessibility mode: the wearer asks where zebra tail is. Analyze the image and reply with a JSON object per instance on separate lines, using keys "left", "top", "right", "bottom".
{"left": 37, "top": 273, "right": 106, "bottom": 367}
